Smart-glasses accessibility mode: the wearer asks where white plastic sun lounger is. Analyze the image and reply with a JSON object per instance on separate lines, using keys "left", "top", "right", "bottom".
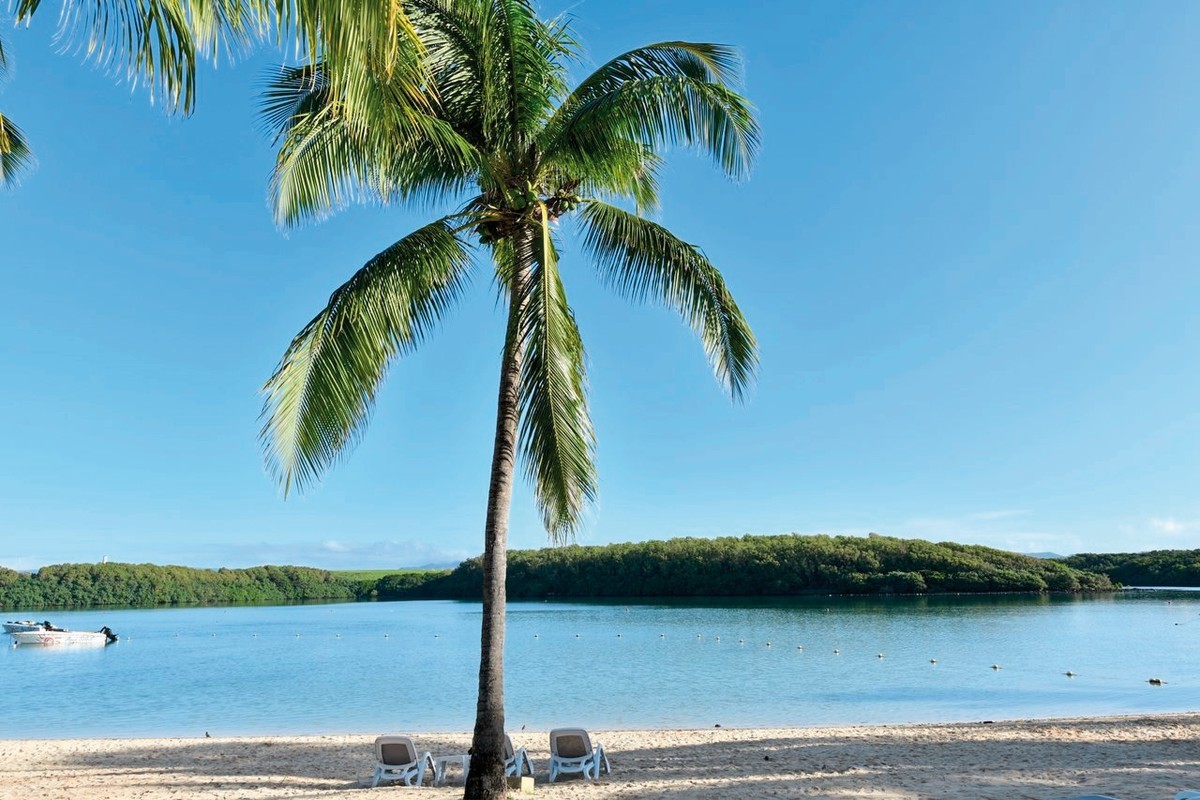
{"left": 504, "top": 734, "right": 535, "bottom": 777}
{"left": 547, "top": 728, "right": 610, "bottom": 782}
{"left": 370, "top": 735, "right": 434, "bottom": 787}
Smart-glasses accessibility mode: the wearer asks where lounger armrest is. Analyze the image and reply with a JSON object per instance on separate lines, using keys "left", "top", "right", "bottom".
{"left": 593, "top": 743, "right": 611, "bottom": 776}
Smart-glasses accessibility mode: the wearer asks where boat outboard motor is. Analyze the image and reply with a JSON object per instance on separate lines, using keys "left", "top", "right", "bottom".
{"left": 100, "top": 626, "right": 119, "bottom": 644}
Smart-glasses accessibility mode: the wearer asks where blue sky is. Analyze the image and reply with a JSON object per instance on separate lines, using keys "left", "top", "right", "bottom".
{"left": 2, "top": 1, "right": 1199, "bottom": 570}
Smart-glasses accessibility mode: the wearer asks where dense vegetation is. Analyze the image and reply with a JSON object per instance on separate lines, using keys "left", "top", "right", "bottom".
{"left": 376, "top": 533, "right": 1113, "bottom": 600}
{"left": 1061, "top": 549, "right": 1200, "bottom": 587}
{"left": 0, "top": 562, "right": 364, "bottom": 609}
{"left": 0, "top": 534, "right": 1121, "bottom": 610}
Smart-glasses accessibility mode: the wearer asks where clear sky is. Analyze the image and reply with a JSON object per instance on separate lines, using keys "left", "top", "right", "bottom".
{"left": 3, "top": 1, "right": 1199, "bottom": 571}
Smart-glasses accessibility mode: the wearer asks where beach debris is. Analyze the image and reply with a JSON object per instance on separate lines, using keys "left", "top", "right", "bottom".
{"left": 1148, "top": 678, "right": 1165, "bottom": 686}
{"left": 991, "top": 664, "right": 1001, "bottom": 670}
{"left": 982, "top": 720, "right": 994, "bottom": 725}
{"left": 714, "top": 723, "right": 721, "bottom": 728}
{"left": 763, "top": 755, "right": 771, "bottom": 761}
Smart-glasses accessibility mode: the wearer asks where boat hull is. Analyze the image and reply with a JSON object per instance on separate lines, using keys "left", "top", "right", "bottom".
{"left": 2, "top": 621, "right": 43, "bottom": 634}
{"left": 9, "top": 630, "right": 111, "bottom": 647}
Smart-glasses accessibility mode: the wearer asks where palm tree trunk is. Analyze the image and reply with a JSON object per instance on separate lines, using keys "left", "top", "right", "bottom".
{"left": 464, "top": 229, "right": 535, "bottom": 800}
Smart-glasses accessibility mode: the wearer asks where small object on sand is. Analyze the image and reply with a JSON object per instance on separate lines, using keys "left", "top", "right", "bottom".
{"left": 982, "top": 720, "right": 994, "bottom": 725}
{"left": 714, "top": 723, "right": 721, "bottom": 728}
{"left": 1148, "top": 678, "right": 1164, "bottom": 686}
{"left": 991, "top": 664, "right": 1001, "bottom": 670}
{"left": 205, "top": 732, "right": 211, "bottom": 738}
{"left": 763, "top": 755, "right": 771, "bottom": 761}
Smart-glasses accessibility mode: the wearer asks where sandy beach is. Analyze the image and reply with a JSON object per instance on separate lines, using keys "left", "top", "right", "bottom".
{"left": 1, "top": 714, "right": 1198, "bottom": 800}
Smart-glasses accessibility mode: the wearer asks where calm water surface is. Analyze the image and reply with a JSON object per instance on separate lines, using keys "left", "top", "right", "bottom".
{"left": 2, "top": 593, "right": 1197, "bottom": 738}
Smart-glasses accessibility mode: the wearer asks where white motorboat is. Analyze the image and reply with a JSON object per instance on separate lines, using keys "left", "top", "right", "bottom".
{"left": 2, "top": 620, "right": 45, "bottom": 634}
{"left": 9, "top": 626, "right": 119, "bottom": 646}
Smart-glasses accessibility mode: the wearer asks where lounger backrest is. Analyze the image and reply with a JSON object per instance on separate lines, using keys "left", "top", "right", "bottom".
{"left": 375, "top": 735, "right": 417, "bottom": 766}
{"left": 503, "top": 734, "right": 516, "bottom": 760}
{"left": 550, "top": 728, "right": 591, "bottom": 759}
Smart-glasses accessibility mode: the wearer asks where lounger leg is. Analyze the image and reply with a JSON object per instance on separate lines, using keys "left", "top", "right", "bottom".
{"left": 597, "top": 744, "right": 611, "bottom": 775}
{"left": 371, "top": 767, "right": 383, "bottom": 788}
{"left": 549, "top": 760, "right": 558, "bottom": 783}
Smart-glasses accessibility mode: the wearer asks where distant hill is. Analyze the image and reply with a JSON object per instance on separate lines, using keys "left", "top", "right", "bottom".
{"left": 1060, "top": 549, "right": 1200, "bottom": 587}
{"left": 377, "top": 533, "right": 1113, "bottom": 600}
{"left": 1024, "top": 552, "right": 1066, "bottom": 559}
{"left": 0, "top": 534, "right": 1123, "bottom": 611}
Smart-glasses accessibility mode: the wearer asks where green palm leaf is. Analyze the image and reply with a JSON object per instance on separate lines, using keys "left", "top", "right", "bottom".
{"left": 0, "top": 111, "right": 34, "bottom": 187}
{"left": 578, "top": 200, "right": 758, "bottom": 401}
{"left": 260, "top": 218, "right": 473, "bottom": 494}
{"left": 261, "top": 62, "right": 478, "bottom": 225}
{"left": 516, "top": 206, "right": 596, "bottom": 540}
{"left": 541, "top": 42, "right": 759, "bottom": 181}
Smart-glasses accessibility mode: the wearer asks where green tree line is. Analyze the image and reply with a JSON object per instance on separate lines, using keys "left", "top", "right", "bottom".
{"left": 1, "top": 534, "right": 1127, "bottom": 610}
{"left": 0, "top": 562, "right": 364, "bottom": 609}
{"left": 1061, "top": 549, "right": 1200, "bottom": 587}
{"left": 378, "top": 533, "right": 1113, "bottom": 600}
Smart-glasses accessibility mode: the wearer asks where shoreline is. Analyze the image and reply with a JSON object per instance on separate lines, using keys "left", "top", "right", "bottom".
{"left": 2, "top": 713, "right": 1198, "bottom": 799}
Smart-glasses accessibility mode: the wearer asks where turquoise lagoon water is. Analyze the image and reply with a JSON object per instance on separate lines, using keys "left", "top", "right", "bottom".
{"left": 2, "top": 592, "right": 1198, "bottom": 738}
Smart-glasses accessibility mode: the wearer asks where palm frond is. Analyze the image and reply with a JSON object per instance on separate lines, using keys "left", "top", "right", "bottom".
{"left": 262, "top": 62, "right": 479, "bottom": 226}
{"left": 516, "top": 210, "right": 596, "bottom": 539}
{"left": 15, "top": 0, "right": 256, "bottom": 114}
{"left": 578, "top": 201, "right": 757, "bottom": 401}
{"left": 476, "top": 0, "right": 572, "bottom": 158}
{"left": 260, "top": 218, "right": 474, "bottom": 494}
{"left": 0, "top": 111, "right": 34, "bottom": 187}
{"left": 541, "top": 42, "right": 759, "bottom": 181}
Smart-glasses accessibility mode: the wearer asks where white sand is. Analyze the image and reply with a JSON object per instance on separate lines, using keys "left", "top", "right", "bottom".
{"left": 2, "top": 715, "right": 1198, "bottom": 800}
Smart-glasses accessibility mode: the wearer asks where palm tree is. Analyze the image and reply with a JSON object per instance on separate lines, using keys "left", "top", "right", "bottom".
{"left": 0, "top": 0, "right": 417, "bottom": 187}
{"left": 258, "top": 2, "right": 759, "bottom": 798}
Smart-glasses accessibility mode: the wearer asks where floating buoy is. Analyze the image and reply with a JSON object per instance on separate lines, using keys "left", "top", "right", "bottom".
{"left": 930, "top": 658, "right": 937, "bottom": 664}
{"left": 877, "top": 653, "right": 885, "bottom": 659}
{"left": 834, "top": 649, "right": 840, "bottom": 655}
{"left": 1064, "top": 671, "right": 1076, "bottom": 677}
{"left": 765, "top": 641, "right": 772, "bottom": 647}
{"left": 991, "top": 664, "right": 1001, "bottom": 670}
